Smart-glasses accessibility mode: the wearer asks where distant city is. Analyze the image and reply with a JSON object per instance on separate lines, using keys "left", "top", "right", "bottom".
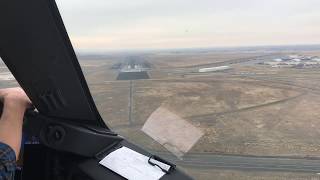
{"left": 260, "top": 54, "right": 320, "bottom": 68}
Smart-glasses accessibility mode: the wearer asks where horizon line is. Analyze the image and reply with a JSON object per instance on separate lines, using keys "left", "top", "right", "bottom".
{"left": 76, "top": 43, "right": 320, "bottom": 54}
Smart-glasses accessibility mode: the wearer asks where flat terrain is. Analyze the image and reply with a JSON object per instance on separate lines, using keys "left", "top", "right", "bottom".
{"left": 2, "top": 47, "right": 320, "bottom": 179}
{"left": 80, "top": 49, "right": 320, "bottom": 179}
{"left": 79, "top": 50, "right": 320, "bottom": 157}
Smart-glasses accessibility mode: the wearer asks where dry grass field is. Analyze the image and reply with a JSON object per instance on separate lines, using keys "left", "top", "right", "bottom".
{"left": 1, "top": 48, "right": 320, "bottom": 179}
{"left": 79, "top": 49, "right": 320, "bottom": 179}
{"left": 76, "top": 50, "right": 320, "bottom": 158}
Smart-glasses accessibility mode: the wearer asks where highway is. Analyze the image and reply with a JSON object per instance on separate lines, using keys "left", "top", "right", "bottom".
{"left": 155, "top": 152, "right": 320, "bottom": 173}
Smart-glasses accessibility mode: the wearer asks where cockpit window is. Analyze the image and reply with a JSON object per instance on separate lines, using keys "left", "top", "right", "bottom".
{"left": 27, "top": 0, "right": 320, "bottom": 179}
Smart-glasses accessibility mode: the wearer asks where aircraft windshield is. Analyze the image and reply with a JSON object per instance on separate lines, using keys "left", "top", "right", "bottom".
{"left": 1, "top": 0, "right": 320, "bottom": 179}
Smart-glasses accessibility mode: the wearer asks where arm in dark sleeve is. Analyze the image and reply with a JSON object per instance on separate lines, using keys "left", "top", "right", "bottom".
{"left": 0, "top": 142, "right": 16, "bottom": 180}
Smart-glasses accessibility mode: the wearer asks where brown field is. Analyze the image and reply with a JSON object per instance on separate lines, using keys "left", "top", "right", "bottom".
{"left": 75, "top": 50, "right": 320, "bottom": 158}
{"left": 2, "top": 48, "right": 320, "bottom": 179}
{"left": 81, "top": 49, "right": 320, "bottom": 179}
{"left": 144, "top": 51, "right": 268, "bottom": 68}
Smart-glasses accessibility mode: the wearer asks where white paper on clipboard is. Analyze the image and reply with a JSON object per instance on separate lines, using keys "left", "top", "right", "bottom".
{"left": 99, "top": 147, "right": 166, "bottom": 180}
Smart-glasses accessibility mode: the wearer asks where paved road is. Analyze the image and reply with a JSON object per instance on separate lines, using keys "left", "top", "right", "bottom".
{"left": 155, "top": 152, "right": 320, "bottom": 173}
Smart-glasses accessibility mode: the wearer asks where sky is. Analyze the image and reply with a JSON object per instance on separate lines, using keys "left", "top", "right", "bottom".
{"left": 55, "top": 0, "right": 320, "bottom": 51}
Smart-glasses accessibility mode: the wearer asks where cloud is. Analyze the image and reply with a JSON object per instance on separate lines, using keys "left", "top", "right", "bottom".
{"left": 55, "top": 0, "right": 320, "bottom": 50}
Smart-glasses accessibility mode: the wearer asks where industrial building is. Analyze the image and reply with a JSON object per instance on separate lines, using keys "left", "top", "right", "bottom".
{"left": 198, "top": 66, "right": 231, "bottom": 73}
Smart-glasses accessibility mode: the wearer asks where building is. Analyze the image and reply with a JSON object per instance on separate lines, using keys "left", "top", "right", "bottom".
{"left": 198, "top": 66, "right": 231, "bottom": 73}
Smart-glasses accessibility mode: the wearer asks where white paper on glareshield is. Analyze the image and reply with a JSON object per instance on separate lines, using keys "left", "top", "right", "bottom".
{"left": 99, "top": 147, "right": 166, "bottom": 180}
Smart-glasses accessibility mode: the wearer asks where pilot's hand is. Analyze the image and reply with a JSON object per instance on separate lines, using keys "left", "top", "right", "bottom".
{"left": 0, "top": 87, "right": 32, "bottom": 109}
{"left": 0, "top": 87, "right": 32, "bottom": 158}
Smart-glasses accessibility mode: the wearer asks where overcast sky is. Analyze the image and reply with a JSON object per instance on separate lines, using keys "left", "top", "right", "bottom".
{"left": 55, "top": 0, "right": 320, "bottom": 51}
